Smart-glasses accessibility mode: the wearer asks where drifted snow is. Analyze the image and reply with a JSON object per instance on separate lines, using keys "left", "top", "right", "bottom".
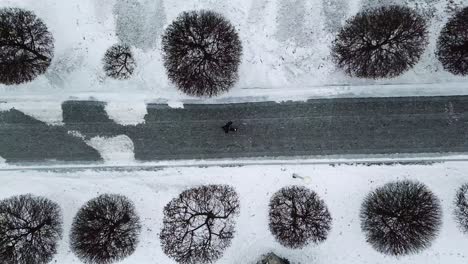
{"left": 67, "top": 131, "right": 136, "bottom": 163}
{"left": 167, "top": 101, "right": 184, "bottom": 108}
{"left": 86, "top": 135, "right": 135, "bottom": 163}
{"left": 105, "top": 101, "right": 147, "bottom": 125}
{"left": 0, "top": 101, "right": 64, "bottom": 125}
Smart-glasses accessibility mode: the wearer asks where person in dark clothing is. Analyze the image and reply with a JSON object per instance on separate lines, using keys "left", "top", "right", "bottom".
{"left": 222, "top": 121, "right": 236, "bottom": 133}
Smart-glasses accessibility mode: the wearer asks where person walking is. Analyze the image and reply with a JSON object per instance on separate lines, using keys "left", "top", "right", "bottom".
{"left": 222, "top": 121, "right": 237, "bottom": 133}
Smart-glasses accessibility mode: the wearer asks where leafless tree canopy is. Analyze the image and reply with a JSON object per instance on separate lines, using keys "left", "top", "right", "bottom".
{"left": 0, "top": 194, "right": 63, "bottom": 264}
{"left": 103, "top": 44, "right": 136, "bottom": 80}
{"left": 332, "top": 5, "right": 428, "bottom": 79}
{"left": 160, "top": 185, "right": 240, "bottom": 264}
{"left": 455, "top": 183, "right": 468, "bottom": 233}
{"left": 360, "top": 180, "right": 442, "bottom": 256}
{"left": 0, "top": 8, "right": 54, "bottom": 85}
{"left": 436, "top": 7, "right": 468, "bottom": 75}
{"left": 162, "top": 10, "right": 243, "bottom": 97}
{"left": 268, "top": 186, "right": 332, "bottom": 249}
{"left": 70, "top": 194, "right": 141, "bottom": 264}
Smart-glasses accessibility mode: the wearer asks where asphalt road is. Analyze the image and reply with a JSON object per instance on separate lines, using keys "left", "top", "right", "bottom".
{"left": 1, "top": 96, "right": 468, "bottom": 163}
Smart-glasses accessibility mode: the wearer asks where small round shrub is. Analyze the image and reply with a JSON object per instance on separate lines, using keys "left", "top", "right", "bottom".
{"left": 360, "top": 180, "right": 442, "bottom": 256}
{"left": 332, "top": 5, "right": 428, "bottom": 79}
{"left": 162, "top": 10, "right": 243, "bottom": 97}
{"left": 70, "top": 194, "right": 141, "bottom": 264}
{"left": 160, "top": 185, "right": 240, "bottom": 264}
{"left": 436, "top": 7, "right": 468, "bottom": 75}
{"left": 0, "top": 194, "right": 63, "bottom": 264}
{"left": 0, "top": 8, "right": 54, "bottom": 85}
{"left": 269, "top": 185, "right": 332, "bottom": 249}
{"left": 455, "top": 183, "right": 468, "bottom": 233}
{"left": 103, "top": 44, "right": 136, "bottom": 80}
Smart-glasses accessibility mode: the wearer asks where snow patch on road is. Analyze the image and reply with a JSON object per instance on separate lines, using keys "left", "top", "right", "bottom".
{"left": 67, "top": 131, "right": 136, "bottom": 163}
{"left": 0, "top": 101, "right": 63, "bottom": 125}
{"left": 105, "top": 101, "right": 147, "bottom": 125}
{"left": 167, "top": 101, "right": 184, "bottom": 109}
{"left": 86, "top": 135, "right": 135, "bottom": 163}
{"left": 67, "top": 130, "right": 86, "bottom": 140}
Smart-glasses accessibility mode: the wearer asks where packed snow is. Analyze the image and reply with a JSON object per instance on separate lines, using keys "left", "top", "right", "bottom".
{"left": 166, "top": 101, "right": 184, "bottom": 108}
{"left": 0, "top": 162, "right": 467, "bottom": 263}
{"left": 105, "top": 101, "right": 147, "bottom": 125}
{"left": 0, "top": 0, "right": 467, "bottom": 103}
{"left": 1, "top": 0, "right": 468, "bottom": 263}
{"left": 0, "top": 101, "right": 63, "bottom": 125}
{"left": 68, "top": 131, "right": 135, "bottom": 163}
{"left": 86, "top": 135, "right": 135, "bottom": 163}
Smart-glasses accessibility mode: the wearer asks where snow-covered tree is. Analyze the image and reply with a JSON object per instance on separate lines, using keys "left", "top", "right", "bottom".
{"left": 0, "top": 194, "right": 63, "bottom": 264}
{"left": 332, "top": 5, "right": 428, "bottom": 79}
{"left": 455, "top": 183, "right": 468, "bottom": 233}
{"left": 162, "top": 10, "right": 243, "bottom": 97}
{"left": 103, "top": 44, "right": 136, "bottom": 80}
{"left": 160, "top": 185, "right": 240, "bottom": 264}
{"left": 0, "top": 8, "right": 54, "bottom": 85}
{"left": 70, "top": 194, "right": 141, "bottom": 264}
{"left": 360, "top": 180, "right": 442, "bottom": 256}
{"left": 436, "top": 7, "right": 468, "bottom": 76}
{"left": 269, "top": 185, "right": 332, "bottom": 248}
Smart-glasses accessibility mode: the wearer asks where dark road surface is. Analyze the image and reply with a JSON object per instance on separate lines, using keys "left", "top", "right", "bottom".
{"left": 1, "top": 96, "right": 468, "bottom": 163}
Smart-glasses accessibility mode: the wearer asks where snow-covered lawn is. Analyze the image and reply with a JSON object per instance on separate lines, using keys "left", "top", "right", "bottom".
{"left": 0, "top": 0, "right": 467, "bottom": 103}
{"left": 1, "top": 0, "right": 468, "bottom": 262}
{"left": 1, "top": 162, "right": 467, "bottom": 263}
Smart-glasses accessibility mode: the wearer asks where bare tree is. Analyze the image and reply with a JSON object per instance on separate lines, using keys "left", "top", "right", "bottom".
{"left": 360, "top": 180, "right": 442, "bottom": 256}
{"left": 268, "top": 186, "right": 332, "bottom": 249}
{"left": 70, "top": 194, "right": 141, "bottom": 264}
{"left": 0, "top": 194, "right": 63, "bottom": 264}
{"left": 436, "top": 7, "right": 468, "bottom": 75}
{"left": 103, "top": 44, "right": 136, "bottom": 80}
{"left": 332, "top": 5, "right": 428, "bottom": 79}
{"left": 0, "top": 8, "right": 54, "bottom": 85}
{"left": 162, "top": 10, "right": 243, "bottom": 97}
{"left": 455, "top": 183, "right": 468, "bottom": 233}
{"left": 257, "top": 252, "right": 290, "bottom": 264}
{"left": 160, "top": 185, "right": 240, "bottom": 264}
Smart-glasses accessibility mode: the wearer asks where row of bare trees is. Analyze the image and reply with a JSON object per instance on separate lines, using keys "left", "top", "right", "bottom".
{"left": 0, "top": 7, "right": 243, "bottom": 98}
{"left": 332, "top": 5, "right": 468, "bottom": 79}
{"left": 0, "top": 194, "right": 141, "bottom": 264}
{"left": 2, "top": 182, "right": 468, "bottom": 263}
{"left": 1, "top": 6, "right": 468, "bottom": 96}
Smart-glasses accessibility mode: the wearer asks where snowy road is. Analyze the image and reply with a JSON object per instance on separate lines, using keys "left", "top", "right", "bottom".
{"left": 1, "top": 96, "right": 468, "bottom": 164}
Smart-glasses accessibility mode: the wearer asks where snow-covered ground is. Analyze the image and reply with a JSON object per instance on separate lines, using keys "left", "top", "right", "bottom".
{"left": 1, "top": 1, "right": 467, "bottom": 262}
{"left": 0, "top": 162, "right": 467, "bottom": 263}
{"left": 0, "top": 0, "right": 467, "bottom": 103}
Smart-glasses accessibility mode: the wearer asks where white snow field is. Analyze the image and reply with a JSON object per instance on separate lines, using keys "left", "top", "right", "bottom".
{"left": 1, "top": 0, "right": 468, "bottom": 263}
{"left": 0, "top": 162, "right": 467, "bottom": 263}
{"left": 0, "top": 0, "right": 467, "bottom": 103}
